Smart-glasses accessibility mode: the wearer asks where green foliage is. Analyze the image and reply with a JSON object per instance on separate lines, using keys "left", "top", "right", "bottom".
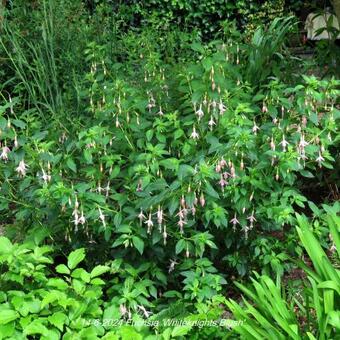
{"left": 0, "top": 1, "right": 339, "bottom": 338}
{"left": 226, "top": 211, "right": 340, "bottom": 339}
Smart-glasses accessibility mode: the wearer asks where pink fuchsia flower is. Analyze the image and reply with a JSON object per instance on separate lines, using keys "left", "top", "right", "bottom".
{"left": 78, "top": 210, "right": 86, "bottom": 225}
{"left": 219, "top": 174, "right": 228, "bottom": 189}
{"left": 252, "top": 121, "right": 260, "bottom": 135}
{"left": 144, "top": 212, "right": 153, "bottom": 233}
{"left": 220, "top": 157, "right": 227, "bottom": 168}
{"left": 0, "top": 146, "right": 10, "bottom": 162}
{"left": 316, "top": 151, "right": 324, "bottom": 168}
{"left": 218, "top": 100, "right": 226, "bottom": 115}
{"left": 138, "top": 209, "right": 146, "bottom": 225}
{"left": 299, "top": 134, "right": 309, "bottom": 149}
{"left": 157, "top": 106, "right": 164, "bottom": 116}
{"left": 177, "top": 218, "right": 186, "bottom": 234}
{"left": 230, "top": 213, "right": 239, "bottom": 231}
{"left": 190, "top": 127, "right": 199, "bottom": 140}
{"left": 208, "top": 116, "right": 216, "bottom": 130}
{"left": 157, "top": 205, "right": 163, "bottom": 226}
{"left": 163, "top": 225, "right": 167, "bottom": 245}
{"left": 279, "top": 135, "right": 289, "bottom": 152}
{"left": 98, "top": 207, "right": 106, "bottom": 228}
{"left": 40, "top": 168, "right": 51, "bottom": 183}
{"left": 168, "top": 259, "right": 178, "bottom": 273}
{"left": 270, "top": 136, "right": 276, "bottom": 151}
{"left": 247, "top": 210, "right": 256, "bottom": 225}
{"left": 16, "top": 160, "right": 28, "bottom": 177}
{"left": 200, "top": 194, "right": 205, "bottom": 207}
{"left": 195, "top": 104, "right": 204, "bottom": 120}
{"left": 262, "top": 103, "right": 268, "bottom": 113}
{"left": 119, "top": 304, "right": 127, "bottom": 316}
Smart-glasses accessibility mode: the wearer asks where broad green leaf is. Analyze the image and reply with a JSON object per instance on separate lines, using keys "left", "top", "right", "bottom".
{"left": 132, "top": 236, "right": 144, "bottom": 255}
{"left": 0, "top": 310, "right": 18, "bottom": 324}
{"left": 90, "top": 265, "right": 110, "bottom": 278}
{"left": 56, "top": 264, "right": 70, "bottom": 275}
{"left": 0, "top": 237, "right": 13, "bottom": 254}
{"left": 67, "top": 248, "right": 85, "bottom": 270}
{"left": 48, "top": 312, "right": 67, "bottom": 331}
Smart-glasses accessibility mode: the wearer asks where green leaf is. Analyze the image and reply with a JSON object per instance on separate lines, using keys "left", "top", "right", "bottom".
{"left": 205, "top": 181, "right": 220, "bottom": 199}
{"left": 56, "top": 264, "right": 70, "bottom": 275}
{"left": 0, "top": 310, "right": 18, "bottom": 325}
{"left": 66, "top": 158, "right": 77, "bottom": 173}
{"left": 90, "top": 265, "right": 110, "bottom": 278}
{"left": 67, "top": 248, "right": 85, "bottom": 270}
{"left": 132, "top": 236, "right": 144, "bottom": 255}
{"left": 48, "top": 312, "right": 67, "bottom": 331}
{"left": 175, "top": 239, "right": 186, "bottom": 254}
{"left": 0, "top": 237, "right": 13, "bottom": 254}
{"left": 171, "top": 325, "right": 192, "bottom": 337}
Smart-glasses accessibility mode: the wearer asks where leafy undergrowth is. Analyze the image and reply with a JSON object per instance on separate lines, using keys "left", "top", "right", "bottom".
{"left": 0, "top": 1, "right": 339, "bottom": 339}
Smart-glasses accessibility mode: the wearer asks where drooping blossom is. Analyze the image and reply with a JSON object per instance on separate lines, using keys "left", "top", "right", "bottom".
{"left": 279, "top": 135, "right": 289, "bottom": 152}
{"left": 195, "top": 104, "right": 204, "bottom": 120}
{"left": 157, "top": 106, "right": 164, "bottom": 116}
{"left": 190, "top": 127, "right": 199, "bottom": 140}
{"left": 230, "top": 213, "right": 239, "bottom": 231}
{"left": 0, "top": 146, "right": 10, "bottom": 162}
{"left": 200, "top": 194, "right": 205, "bottom": 207}
{"left": 177, "top": 218, "right": 186, "bottom": 234}
{"left": 138, "top": 305, "right": 151, "bottom": 318}
{"left": 144, "top": 212, "right": 153, "bottom": 234}
{"left": 252, "top": 121, "right": 260, "bottom": 135}
{"left": 157, "top": 205, "right": 163, "bottom": 228}
{"left": 208, "top": 116, "right": 216, "bottom": 130}
{"left": 78, "top": 210, "right": 86, "bottom": 225}
{"left": 40, "top": 168, "right": 51, "bottom": 183}
{"left": 247, "top": 210, "right": 256, "bottom": 229}
{"left": 16, "top": 160, "right": 28, "bottom": 177}
{"left": 163, "top": 224, "right": 167, "bottom": 245}
{"left": 138, "top": 209, "right": 146, "bottom": 226}
{"left": 98, "top": 207, "right": 106, "bottom": 228}
{"left": 168, "top": 259, "right": 178, "bottom": 273}
{"left": 219, "top": 174, "right": 228, "bottom": 189}
{"left": 218, "top": 100, "right": 226, "bottom": 115}
{"left": 316, "top": 151, "right": 324, "bottom": 168}
{"left": 270, "top": 136, "right": 276, "bottom": 151}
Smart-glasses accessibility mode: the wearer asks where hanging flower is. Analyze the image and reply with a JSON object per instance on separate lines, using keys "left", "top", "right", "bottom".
{"left": 279, "top": 135, "right": 289, "bottom": 152}
{"left": 200, "top": 194, "right": 205, "bottom": 207}
{"left": 208, "top": 115, "right": 216, "bottom": 130}
{"left": 78, "top": 210, "right": 86, "bottom": 225}
{"left": 190, "top": 127, "right": 199, "bottom": 140}
{"left": 230, "top": 213, "right": 239, "bottom": 231}
{"left": 270, "top": 136, "right": 276, "bottom": 151}
{"left": 40, "top": 168, "right": 51, "bottom": 183}
{"left": 218, "top": 100, "right": 226, "bottom": 115}
{"left": 316, "top": 151, "right": 324, "bottom": 167}
{"left": 138, "top": 209, "right": 146, "bottom": 226}
{"left": 0, "top": 146, "right": 10, "bottom": 162}
{"left": 98, "top": 207, "right": 106, "bottom": 228}
{"left": 157, "top": 106, "right": 164, "bottom": 116}
{"left": 157, "top": 206, "right": 163, "bottom": 226}
{"left": 16, "top": 160, "right": 28, "bottom": 177}
{"left": 195, "top": 104, "right": 204, "bottom": 120}
{"left": 144, "top": 212, "right": 153, "bottom": 233}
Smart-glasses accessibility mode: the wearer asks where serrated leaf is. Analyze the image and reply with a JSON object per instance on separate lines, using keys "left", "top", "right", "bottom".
{"left": 132, "top": 236, "right": 144, "bottom": 255}
{"left": 66, "top": 158, "right": 77, "bottom": 173}
{"left": 56, "top": 264, "right": 70, "bottom": 275}
{"left": 67, "top": 248, "right": 85, "bottom": 269}
{"left": 48, "top": 312, "right": 67, "bottom": 331}
{"left": 90, "top": 265, "right": 110, "bottom": 278}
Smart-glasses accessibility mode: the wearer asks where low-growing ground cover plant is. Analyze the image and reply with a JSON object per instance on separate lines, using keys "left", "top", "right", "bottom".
{"left": 0, "top": 1, "right": 339, "bottom": 338}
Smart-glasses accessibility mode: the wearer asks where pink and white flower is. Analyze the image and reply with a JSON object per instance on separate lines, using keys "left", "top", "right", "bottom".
{"left": 16, "top": 160, "right": 28, "bottom": 177}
